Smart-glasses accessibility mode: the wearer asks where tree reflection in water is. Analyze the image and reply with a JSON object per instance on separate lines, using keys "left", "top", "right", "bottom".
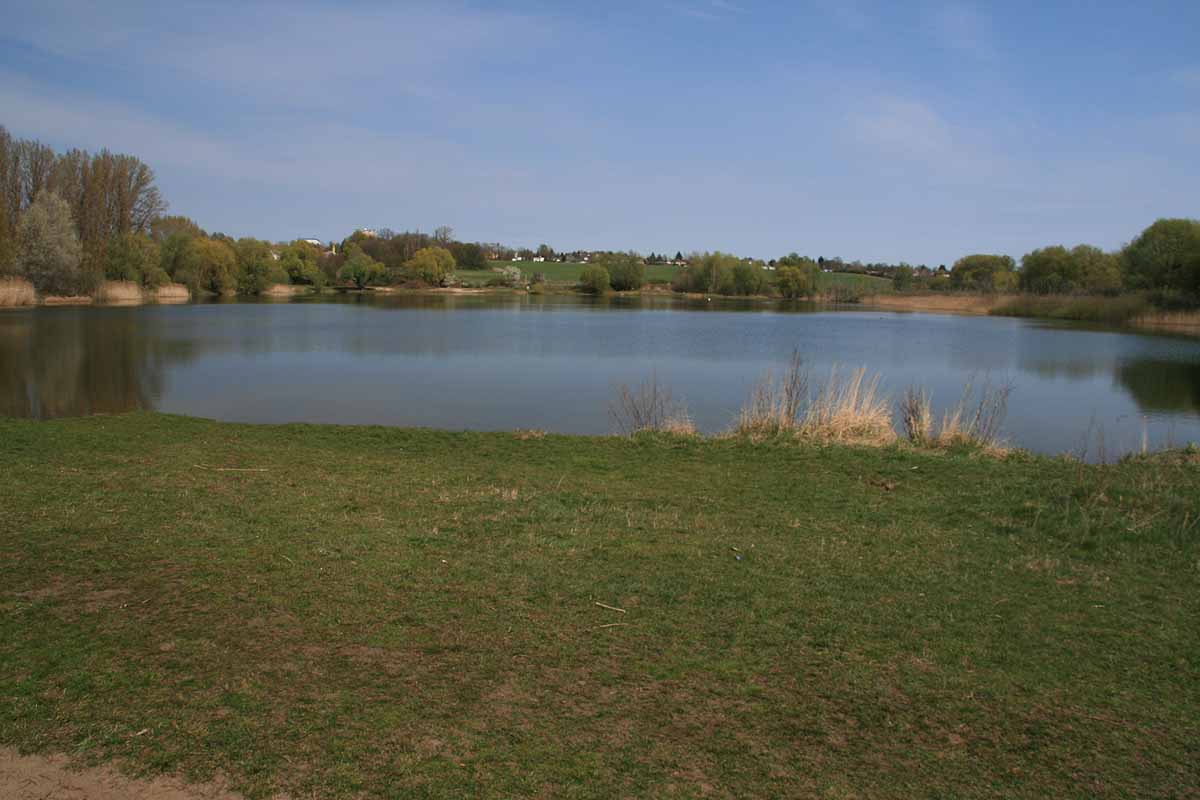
{"left": 1115, "top": 359, "right": 1200, "bottom": 415}
{"left": 0, "top": 310, "right": 196, "bottom": 419}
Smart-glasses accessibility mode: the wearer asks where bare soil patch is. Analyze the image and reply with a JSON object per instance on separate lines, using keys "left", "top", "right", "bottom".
{"left": 0, "top": 748, "right": 247, "bottom": 800}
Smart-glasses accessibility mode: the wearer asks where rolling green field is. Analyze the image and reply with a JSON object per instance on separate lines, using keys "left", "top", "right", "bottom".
{"left": 471, "top": 261, "right": 682, "bottom": 285}
{"left": 455, "top": 263, "right": 893, "bottom": 295}
{"left": 1, "top": 413, "right": 1197, "bottom": 798}
{"left": 815, "top": 271, "right": 893, "bottom": 293}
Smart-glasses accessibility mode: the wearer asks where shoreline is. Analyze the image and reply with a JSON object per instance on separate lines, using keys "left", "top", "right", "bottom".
{"left": 860, "top": 292, "right": 1200, "bottom": 336}
{"left": 4, "top": 279, "right": 1199, "bottom": 337}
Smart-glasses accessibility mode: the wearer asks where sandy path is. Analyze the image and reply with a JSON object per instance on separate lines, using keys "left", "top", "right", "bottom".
{"left": 0, "top": 748, "right": 246, "bottom": 800}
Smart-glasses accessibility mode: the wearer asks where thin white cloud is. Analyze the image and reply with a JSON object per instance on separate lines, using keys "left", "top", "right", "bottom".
{"left": 4, "top": 1, "right": 549, "bottom": 111}
{"left": 849, "top": 95, "right": 1006, "bottom": 182}
{"left": 0, "top": 70, "right": 531, "bottom": 222}
{"left": 929, "top": 2, "right": 994, "bottom": 58}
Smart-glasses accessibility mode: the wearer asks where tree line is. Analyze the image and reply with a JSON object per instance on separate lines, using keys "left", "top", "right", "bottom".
{"left": 1, "top": 126, "right": 166, "bottom": 294}
{"left": 3, "top": 126, "right": 1195, "bottom": 305}
{"left": 900, "top": 219, "right": 1200, "bottom": 305}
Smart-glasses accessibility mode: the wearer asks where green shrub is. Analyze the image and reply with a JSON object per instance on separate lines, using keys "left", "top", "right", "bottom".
{"left": 406, "top": 246, "right": 456, "bottom": 286}
{"left": 595, "top": 252, "right": 645, "bottom": 291}
{"left": 579, "top": 266, "right": 611, "bottom": 294}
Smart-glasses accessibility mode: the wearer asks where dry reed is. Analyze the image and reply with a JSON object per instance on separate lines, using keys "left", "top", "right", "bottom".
{"left": 0, "top": 277, "right": 36, "bottom": 307}
{"left": 735, "top": 350, "right": 809, "bottom": 435}
{"left": 153, "top": 283, "right": 190, "bottom": 303}
{"left": 610, "top": 375, "right": 696, "bottom": 436}
{"left": 736, "top": 356, "right": 894, "bottom": 444}
{"left": 898, "top": 386, "right": 933, "bottom": 446}
{"left": 804, "top": 366, "right": 894, "bottom": 443}
{"left": 96, "top": 280, "right": 145, "bottom": 305}
{"left": 936, "top": 376, "right": 1012, "bottom": 449}
{"left": 898, "top": 376, "right": 1012, "bottom": 451}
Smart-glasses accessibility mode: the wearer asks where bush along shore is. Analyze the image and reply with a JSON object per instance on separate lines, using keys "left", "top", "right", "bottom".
{"left": 1, "top": 410, "right": 1197, "bottom": 799}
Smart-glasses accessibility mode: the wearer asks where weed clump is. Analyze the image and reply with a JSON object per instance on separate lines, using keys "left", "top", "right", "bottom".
{"left": 610, "top": 375, "right": 696, "bottom": 436}
{"left": 736, "top": 354, "right": 893, "bottom": 445}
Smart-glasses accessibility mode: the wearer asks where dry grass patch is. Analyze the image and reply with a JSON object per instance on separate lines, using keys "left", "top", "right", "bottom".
{"left": 861, "top": 293, "right": 1005, "bottom": 315}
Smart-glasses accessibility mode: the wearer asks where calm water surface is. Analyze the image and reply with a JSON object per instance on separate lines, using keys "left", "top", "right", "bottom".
{"left": 3, "top": 294, "right": 1199, "bottom": 457}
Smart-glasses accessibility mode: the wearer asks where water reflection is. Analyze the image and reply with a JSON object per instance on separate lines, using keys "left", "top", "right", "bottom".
{"left": 1114, "top": 359, "right": 1200, "bottom": 414}
{"left": 0, "top": 309, "right": 196, "bottom": 418}
{"left": 2, "top": 296, "right": 1199, "bottom": 456}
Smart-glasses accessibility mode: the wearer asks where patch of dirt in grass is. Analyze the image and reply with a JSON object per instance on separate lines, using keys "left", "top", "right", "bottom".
{"left": 0, "top": 748, "right": 251, "bottom": 800}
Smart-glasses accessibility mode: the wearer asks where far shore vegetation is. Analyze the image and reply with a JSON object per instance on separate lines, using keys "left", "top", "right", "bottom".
{"left": 2, "top": 125, "right": 1198, "bottom": 335}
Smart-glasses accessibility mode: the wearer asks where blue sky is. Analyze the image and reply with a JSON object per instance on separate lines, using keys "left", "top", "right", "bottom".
{"left": 2, "top": 1, "right": 1197, "bottom": 265}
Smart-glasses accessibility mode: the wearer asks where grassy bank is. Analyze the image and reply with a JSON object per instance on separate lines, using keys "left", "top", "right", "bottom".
{"left": 1, "top": 413, "right": 1198, "bottom": 798}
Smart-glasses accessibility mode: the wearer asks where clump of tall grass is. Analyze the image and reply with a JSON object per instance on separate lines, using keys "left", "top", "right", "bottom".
{"left": 610, "top": 375, "right": 696, "bottom": 436}
{"left": 735, "top": 355, "right": 894, "bottom": 444}
{"left": 805, "top": 366, "right": 893, "bottom": 443}
{"left": 735, "top": 350, "right": 809, "bottom": 435}
{"left": 899, "top": 377, "right": 1012, "bottom": 452}
{"left": 0, "top": 277, "right": 36, "bottom": 307}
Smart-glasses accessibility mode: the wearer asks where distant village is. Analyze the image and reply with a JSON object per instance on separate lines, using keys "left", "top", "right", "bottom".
{"left": 285, "top": 227, "right": 947, "bottom": 280}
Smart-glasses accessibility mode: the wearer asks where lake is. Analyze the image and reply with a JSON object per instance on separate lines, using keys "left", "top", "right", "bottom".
{"left": 3, "top": 293, "right": 1199, "bottom": 458}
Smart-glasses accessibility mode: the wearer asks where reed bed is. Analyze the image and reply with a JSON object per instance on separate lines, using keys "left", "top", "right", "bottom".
{"left": 153, "top": 283, "right": 190, "bottom": 303}
{"left": 0, "top": 277, "right": 36, "bottom": 307}
{"left": 96, "top": 280, "right": 145, "bottom": 305}
{"left": 860, "top": 293, "right": 1004, "bottom": 315}
{"left": 263, "top": 283, "right": 308, "bottom": 296}
{"left": 1133, "top": 309, "right": 1200, "bottom": 335}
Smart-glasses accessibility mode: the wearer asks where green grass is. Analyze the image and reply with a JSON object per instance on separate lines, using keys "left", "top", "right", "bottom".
{"left": 474, "top": 261, "right": 681, "bottom": 285}
{"left": 813, "top": 271, "right": 894, "bottom": 293}
{"left": 453, "top": 265, "right": 893, "bottom": 296}
{"left": 1, "top": 413, "right": 1198, "bottom": 798}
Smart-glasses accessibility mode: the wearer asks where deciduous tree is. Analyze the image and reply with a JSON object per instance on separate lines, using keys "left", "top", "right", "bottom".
{"left": 16, "top": 192, "right": 83, "bottom": 295}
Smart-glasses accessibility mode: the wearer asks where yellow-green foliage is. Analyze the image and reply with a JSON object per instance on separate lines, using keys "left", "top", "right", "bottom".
{"left": 406, "top": 246, "right": 456, "bottom": 285}
{"left": 578, "top": 265, "right": 610, "bottom": 294}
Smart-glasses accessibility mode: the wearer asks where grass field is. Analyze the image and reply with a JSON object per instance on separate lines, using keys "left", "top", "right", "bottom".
{"left": 465, "top": 261, "right": 681, "bottom": 285}
{"left": 456, "top": 265, "right": 893, "bottom": 296}
{"left": 1, "top": 413, "right": 1198, "bottom": 798}
{"left": 813, "top": 271, "right": 893, "bottom": 294}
